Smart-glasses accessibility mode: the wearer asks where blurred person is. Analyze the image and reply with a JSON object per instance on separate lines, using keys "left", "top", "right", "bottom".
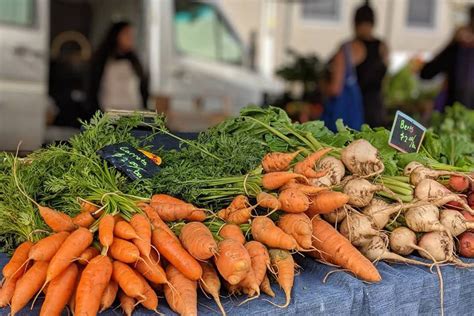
{"left": 323, "top": 2, "right": 388, "bottom": 130}
{"left": 88, "top": 21, "right": 148, "bottom": 115}
{"left": 420, "top": 6, "right": 474, "bottom": 110}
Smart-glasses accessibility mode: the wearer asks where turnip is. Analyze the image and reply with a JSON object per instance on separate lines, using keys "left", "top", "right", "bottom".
{"left": 417, "top": 232, "right": 454, "bottom": 262}
{"left": 405, "top": 204, "right": 447, "bottom": 234}
{"left": 403, "top": 161, "right": 423, "bottom": 176}
{"left": 341, "top": 139, "right": 384, "bottom": 177}
{"left": 343, "top": 179, "right": 397, "bottom": 208}
{"left": 339, "top": 212, "right": 380, "bottom": 246}
{"left": 408, "top": 165, "right": 468, "bottom": 186}
{"left": 360, "top": 235, "right": 431, "bottom": 266}
{"left": 311, "top": 157, "right": 345, "bottom": 187}
{"left": 439, "top": 209, "right": 474, "bottom": 237}
{"left": 322, "top": 207, "right": 347, "bottom": 225}
{"left": 415, "top": 179, "right": 474, "bottom": 214}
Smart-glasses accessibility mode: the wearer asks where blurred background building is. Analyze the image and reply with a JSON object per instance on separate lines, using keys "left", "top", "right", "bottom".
{"left": 1, "top": 0, "right": 474, "bottom": 151}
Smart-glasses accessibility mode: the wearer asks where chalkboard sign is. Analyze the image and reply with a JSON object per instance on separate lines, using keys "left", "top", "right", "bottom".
{"left": 97, "top": 143, "right": 161, "bottom": 180}
{"left": 388, "top": 111, "right": 426, "bottom": 153}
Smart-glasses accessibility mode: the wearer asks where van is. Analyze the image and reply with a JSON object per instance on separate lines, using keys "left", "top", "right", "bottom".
{"left": 0, "top": 0, "right": 283, "bottom": 151}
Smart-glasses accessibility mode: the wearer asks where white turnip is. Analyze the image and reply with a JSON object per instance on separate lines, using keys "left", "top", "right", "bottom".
{"left": 439, "top": 209, "right": 474, "bottom": 237}
{"left": 409, "top": 165, "right": 468, "bottom": 186}
{"left": 418, "top": 232, "right": 454, "bottom": 262}
{"left": 415, "top": 179, "right": 474, "bottom": 214}
{"left": 341, "top": 139, "right": 384, "bottom": 177}
{"left": 343, "top": 178, "right": 397, "bottom": 207}
{"left": 405, "top": 204, "right": 447, "bottom": 234}
{"left": 322, "top": 207, "right": 347, "bottom": 225}
{"left": 311, "top": 157, "right": 345, "bottom": 187}
{"left": 363, "top": 199, "right": 428, "bottom": 230}
{"left": 389, "top": 227, "right": 418, "bottom": 256}
{"left": 403, "top": 161, "right": 423, "bottom": 176}
{"left": 339, "top": 212, "right": 380, "bottom": 246}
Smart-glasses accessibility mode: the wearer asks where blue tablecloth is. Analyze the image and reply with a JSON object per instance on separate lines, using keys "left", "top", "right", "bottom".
{"left": 1, "top": 252, "right": 473, "bottom": 315}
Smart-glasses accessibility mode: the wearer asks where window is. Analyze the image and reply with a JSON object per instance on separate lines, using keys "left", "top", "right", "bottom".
{"left": 406, "top": 0, "right": 436, "bottom": 28}
{"left": 174, "top": 2, "right": 243, "bottom": 65}
{"left": 301, "top": 0, "right": 341, "bottom": 22}
{"left": 0, "top": 0, "right": 35, "bottom": 27}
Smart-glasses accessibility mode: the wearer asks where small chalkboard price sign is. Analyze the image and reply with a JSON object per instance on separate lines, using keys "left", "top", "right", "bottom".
{"left": 97, "top": 143, "right": 160, "bottom": 180}
{"left": 388, "top": 111, "right": 426, "bottom": 153}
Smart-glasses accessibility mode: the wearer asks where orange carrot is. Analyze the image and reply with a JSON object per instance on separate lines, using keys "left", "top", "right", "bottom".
{"left": 260, "top": 274, "right": 275, "bottom": 297}
{"left": 40, "top": 263, "right": 78, "bottom": 316}
{"left": 256, "top": 192, "right": 281, "bottom": 210}
{"left": 186, "top": 209, "right": 207, "bottom": 222}
{"left": 262, "top": 172, "right": 308, "bottom": 190}
{"left": 217, "top": 206, "right": 252, "bottom": 224}
{"left": 72, "top": 211, "right": 96, "bottom": 228}
{"left": 152, "top": 227, "right": 202, "bottom": 281}
{"left": 309, "top": 216, "right": 381, "bottom": 282}
{"left": 79, "top": 199, "right": 99, "bottom": 213}
{"left": 2, "top": 241, "right": 33, "bottom": 279}
{"left": 251, "top": 216, "right": 298, "bottom": 250}
{"left": 38, "top": 205, "right": 76, "bottom": 232}
{"left": 99, "top": 280, "right": 119, "bottom": 312}
{"left": 281, "top": 182, "right": 328, "bottom": 195}
{"left": 114, "top": 221, "right": 139, "bottom": 240}
{"left": 47, "top": 227, "right": 93, "bottom": 283}
{"left": 119, "top": 291, "right": 136, "bottom": 316}
{"left": 113, "top": 261, "right": 146, "bottom": 300}
{"left": 152, "top": 203, "right": 205, "bottom": 222}
{"left": 277, "top": 213, "right": 313, "bottom": 249}
{"left": 0, "top": 277, "right": 19, "bottom": 307}
{"left": 229, "top": 195, "right": 249, "bottom": 210}
{"left": 219, "top": 224, "right": 246, "bottom": 244}
{"left": 151, "top": 194, "right": 188, "bottom": 205}
{"left": 164, "top": 265, "right": 197, "bottom": 316}
{"left": 293, "top": 148, "right": 332, "bottom": 179}
{"left": 239, "top": 265, "right": 260, "bottom": 297}
{"left": 262, "top": 150, "right": 301, "bottom": 173}
{"left": 214, "top": 239, "right": 251, "bottom": 285}
{"left": 28, "top": 232, "right": 70, "bottom": 262}
{"left": 75, "top": 255, "right": 113, "bottom": 315}
{"left": 138, "top": 202, "right": 179, "bottom": 241}
{"left": 10, "top": 261, "right": 49, "bottom": 315}
{"left": 113, "top": 214, "right": 125, "bottom": 223}
{"left": 134, "top": 271, "right": 159, "bottom": 312}
{"left": 180, "top": 222, "right": 218, "bottom": 260}
{"left": 269, "top": 249, "right": 295, "bottom": 308}
{"left": 245, "top": 241, "right": 270, "bottom": 286}
{"left": 306, "top": 191, "right": 349, "bottom": 217}
{"left": 130, "top": 213, "right": 152, "bottom": 258}
{"left": 278, "top": 188, "right": 310, "bottom": 213}
{"left": 135, "top": 251, "right": 167, "bottom": 284}
{"left": 98, "top": 214, "right": 115, "bottom": 252}
{"left": 109, "top": 238, "right": 141, "bottom": 263}
{"left": 68, "top": 266, "right": 82, "bottom": 313}
{"left": 77, "top": 247, "right": 99, "bottom": 265}
{"left": 199, "top": 262, "right": 225, "bottom": 315}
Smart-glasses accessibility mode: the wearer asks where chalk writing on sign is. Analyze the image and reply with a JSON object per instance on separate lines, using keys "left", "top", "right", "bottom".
{"left": 388, "top": 111, "right": 426, "bottom": 153}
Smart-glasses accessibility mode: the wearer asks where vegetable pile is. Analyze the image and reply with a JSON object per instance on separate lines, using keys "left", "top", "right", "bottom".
{"left": 0, "top": 104, "right": 474, "bottom": 315}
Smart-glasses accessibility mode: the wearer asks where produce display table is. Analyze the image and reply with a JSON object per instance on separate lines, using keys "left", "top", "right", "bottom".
{"left": 1, "top": 253, "right": 472, "bottom": 315}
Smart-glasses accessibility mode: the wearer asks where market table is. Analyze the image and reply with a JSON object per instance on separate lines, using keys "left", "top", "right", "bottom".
{"left": 1, "top": 253, "right": 473, "bottom": 315}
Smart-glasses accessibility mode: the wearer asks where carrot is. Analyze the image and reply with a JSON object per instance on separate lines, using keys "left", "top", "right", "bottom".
{"left": 186, "top": 209, "right": 207, "bottom": 222}
{"left": 251, "top": 216, "right": 298, "bottom": 250}
{"left": 68, "top": 266, "right": 83, "bottom": 313}
{"left": 72, "top": 211, "right": 96, "bottom": 228}
{"left": 77, "top": 246, "right": 99, "bottom": 265}
{"left": 119, "top": 290, "right": 136, "bottom": 316}
{"left": 98, "top": 214, "right": 115, "bottom": 252}
{"left": 269, "top": 249, "right": 295, "bottom": 308}
{"left": 47, "top": 227, "right": 93, "bottom": 284}
{"left": 130, "top": 213, "right": 152, "bottom": 258}
{"left": 281, "top": 182, "right": 329, "bottom": 195}
{"left": 112, "top": 261, "right": 146, "bottom": 300}
{"left": 134, "top": 271, "right": 159, "bottom": 312}
{"left": 180, "top": 222, "right": 218, "bottom": 260}
{"left": 217, "top": 206, "right": 253, "bottom": 224}
{"left": 10, "top": 261, "right": 49, "bottom": 315}
{"left": 153, "top": 203, "right": 205, "bottom": 222}
{"left": 113, "top": 214, "right": 125, "bottom": 223}
{"left": 199, "top": 262, "right": 226, "bottom": 315}
{"left": 229, "top": 195, "right": 249, "bottom": 210}
{"left": 28, "top": 232, "right": 70, "bottom": 262}
{"left": 214, "top": 239, "right": 251, "bottom": 285}
{"left": 99, "top": 280, "right": 119, "bottom": 312}
{"left": 309, "top": 216, "right": 381, "bottom": 282}
{"left": 38, "top": 205, "right": 77, "bottom": 232}
{"left": 245, "top": 241, "right": 270, "bottom": 286}
{"left": 75, "top": 255, "right": 113, "bottom": 315}
{"left": 40, "top": 263, "right": 78, "bottom": 316}
{"left": 138, "top": 202, "right": 179, "bottom": 241}
{"left": 256, "top": 192, "right": 281, "bottom": 211}
{"left": 277, "top": 213, "right": 313, "bottom": 249}
{"left": 224, "top": 281, "right": 242, "bottom": 296}
{"left": 278, "top": 188, "right": 310, "bottom": 213}
{"left": 219, "top": 224, "right": 246, "bottom": 244}
{"left": 164, "top": 265, "right": 197, "bottom": 316}
{"left": 262, "top": 172, "right": 308, "bottom": 190}
{"left": 114, "top": 221, "right": 139, "bottom": 240}
{"left": 109, "top": 238, "right": 141, "bottom": 263}
{"left": 2, "top": 241, "right": 33, "bottom": 279}
{"left": 262, "top": 150, "right": 301, "bottom": 173}
{"left": 151, "top": 193, "right": 188, "bottom": 205}
{"left": 306, "top": 191, "right": 349, "bottom": 217}
{"left": 260, "top": 274, "right": 275, "bottom": 297}
{"left": 0, "top": 277, "right": 19, "bottom": 307}
{"left": 293, "top": 148, "right": 332, "bottom": 179}
{"left": 152, "top": 227, "right": 202, "bottom": 281}
{"left": 79, "top": 199, "right": 99, "bottom": 213}
{"left": 239, "top": 265, "right": 260, "bottom": 297}
{"left": 135, "top": 251, "right": 167, "bottom": 284}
